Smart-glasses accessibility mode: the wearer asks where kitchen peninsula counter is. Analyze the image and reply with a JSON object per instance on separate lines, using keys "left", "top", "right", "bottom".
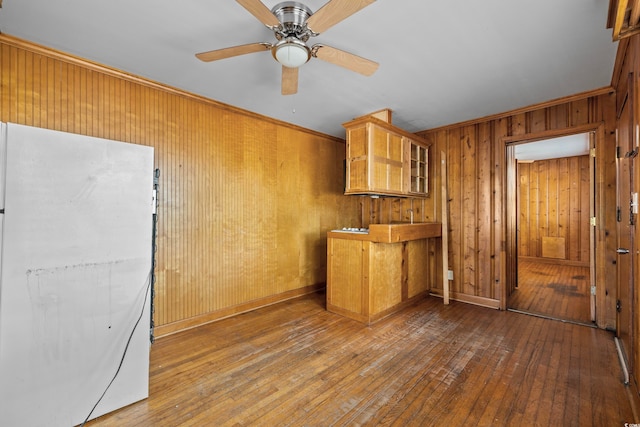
{"left": 326, "top": 223, "right": 441, "bottom": 324}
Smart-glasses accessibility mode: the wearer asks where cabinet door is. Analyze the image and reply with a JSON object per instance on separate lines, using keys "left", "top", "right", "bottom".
{"left": 345, "top": 125, "right": 368, "bottom": 192}
{"left": 408, "top": 139, "right": 429, "bottom": 195}
{"left": 327, "top": 238, "right": 364, "bottom": 316}
{"left": 370, "top": 125, "right": 404, "bottom": 194}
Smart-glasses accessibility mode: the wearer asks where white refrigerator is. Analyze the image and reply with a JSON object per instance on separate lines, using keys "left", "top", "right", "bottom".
{"left": 0, "top": 123, "right": 155, "bottom": 426}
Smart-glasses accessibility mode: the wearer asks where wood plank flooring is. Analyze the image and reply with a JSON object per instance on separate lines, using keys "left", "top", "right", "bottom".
{"left": 508, "top": 259, "right": 591, "bottom": 324}
{"left": 86, "top": 292, "right": 635, "bottom": 426}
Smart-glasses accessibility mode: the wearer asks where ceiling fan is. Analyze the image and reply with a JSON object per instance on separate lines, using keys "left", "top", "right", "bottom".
{"left": 196, "top": 0, "right": 379, "bottom": 95}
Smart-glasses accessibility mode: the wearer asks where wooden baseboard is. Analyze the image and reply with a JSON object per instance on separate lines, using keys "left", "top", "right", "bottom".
{"left": 430, "top": 290, "right": 501, "bottom": 309}
{"left": 519, "top": 256, "right": 589, "bottom": 267}
{"left": 155, "top": 283, "right": 325, "bottom": 338}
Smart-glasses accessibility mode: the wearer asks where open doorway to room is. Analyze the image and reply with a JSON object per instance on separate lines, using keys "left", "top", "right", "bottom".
{"left": 507, "top": 132, "right": 595, "bottom": 325}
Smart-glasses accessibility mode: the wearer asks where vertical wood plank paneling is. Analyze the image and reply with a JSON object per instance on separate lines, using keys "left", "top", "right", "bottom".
{"left": 539, "top": 160, "right": 549, "bottom": 252}
{"left": 568, "top": 156, "right": 581, "bottom": 261}
{"left": 516, "top": 156, "right": 590, "bottom": 264}
{"left": 548, "top": 103, "right": 569, "bottom": 130}
{"left": 548, "top": 159, "right": 559, "bottom": 238}
{"left": 0, "top": 36, "right": 359, "bottom": 334}
{"left": 580, "top": 155, "right": 590, "bottom": 262}
{"left": 596, "top": 107, "right": 613, "bottom": 327}
{"left": 571, "top": 99, "right": 590, "bottom": 127}
{"left": 476, "top": 122, "right": 492, "bottom": 298}
{"left": 511, "top": 113, "right": 527, "bottom": 136}
{"left": 10, "top": 46, "right": 19, "bottom": 124}
{"left": 494, "top": 118, "right": 508, "bottom": 304}
{"left": 438, "top": 130, "right": 448, "bottom": 291}
{"left": 34, "top": 52, "right": 43, "bottom": 129}
{"left": 518, "top": 163, "right": 530, "bottom": 257}
{"left": 461, "top": 125, "right": 477, "bottom": 295}
{"left": 528, "top": 162, "right": 539, "bottom": 257}
{"left": 448, "top": 127, "right": 462, "bottom": 293}
{"left": 414, "top": 130, "right": 446, "bottom": 292}
{"left": 557, "top": 158, "right": 569, "bottom": 244}
{"left": 23, "top": 50, "right": 33, "bottom": 126}
{"left": 530, "top": 109, "right": 547, "bottom": 133}
{"left": 416, "top": 92, "right": 615, "bottom": 316}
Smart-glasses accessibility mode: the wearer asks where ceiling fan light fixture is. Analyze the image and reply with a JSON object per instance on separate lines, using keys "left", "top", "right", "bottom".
{"left": 273, "top": 38, "right": 310, "bottom": 68}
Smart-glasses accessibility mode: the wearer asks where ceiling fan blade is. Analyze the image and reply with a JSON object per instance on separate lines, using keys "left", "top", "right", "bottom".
{"left": 313, "top": 45, "right": 379, "bottom": 76}
{"left": 282, "top": 66, "right": 298, "bottom": 95}
{"left": 236, "top": 0, "right": 280, "bottom": 28}
{"left": 196, "top": 43, "right": 271, "bottom": 62}
{"left": 306, "top": 0, "right": 375, "bottom": 34}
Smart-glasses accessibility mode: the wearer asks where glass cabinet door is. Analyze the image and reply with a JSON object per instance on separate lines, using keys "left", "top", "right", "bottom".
{"left": 410, "top": 142, "right": 428, "bottom": 194}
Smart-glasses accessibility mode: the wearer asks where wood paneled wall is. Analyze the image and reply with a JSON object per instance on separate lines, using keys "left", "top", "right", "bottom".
{"left": 611, "top": 33, "right": 640, "bottom": 396}
{"left": 517, "top": 156, "right": 591, "bottom": 265}
{"left": 0, "top": 35, "right": 361, "bottom": 336}
{"left": 404, "top": 90, "right": 618, "bottom": 328}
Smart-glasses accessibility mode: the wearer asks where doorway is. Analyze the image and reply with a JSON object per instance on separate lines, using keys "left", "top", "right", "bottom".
{"left": 507, "top": 133, "right": 595, "bottom": 325}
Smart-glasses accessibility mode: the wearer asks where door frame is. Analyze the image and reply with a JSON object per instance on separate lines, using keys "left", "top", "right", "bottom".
{"left": 503, "top": 123, "right": 604, "bottom": 323}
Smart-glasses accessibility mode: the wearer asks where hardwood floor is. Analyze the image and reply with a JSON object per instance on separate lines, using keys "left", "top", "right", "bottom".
{"left": 86, "top": 292, "right": 635, "bottom": 426}
{"left": 509, "top": 259, "right": 591, "bottom": 324}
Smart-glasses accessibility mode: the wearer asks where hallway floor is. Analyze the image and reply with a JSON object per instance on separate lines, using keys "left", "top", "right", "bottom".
{"left": 509, "top": 259, "right": 591, "bottom": 325}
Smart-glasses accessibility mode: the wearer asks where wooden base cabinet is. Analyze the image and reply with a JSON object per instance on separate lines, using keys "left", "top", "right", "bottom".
{"left": 326, "top": 236, "right": 431, "bottom": 324}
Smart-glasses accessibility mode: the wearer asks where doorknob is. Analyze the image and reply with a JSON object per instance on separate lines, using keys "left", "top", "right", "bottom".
{"left": 617, "top": 248, "right": 630, "bottom": 254}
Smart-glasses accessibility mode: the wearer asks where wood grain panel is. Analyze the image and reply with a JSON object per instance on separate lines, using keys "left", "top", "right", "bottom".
{"left": 517, "top": 156, "right": 590, "bottom": 265}
{"left": 461, "top": 125, "right": 477, "bottom": 296}
{"left": 407, "top": 239, "right": 430, "bottom": 298}
{"left": 449, "top": 127, "right": 462, "bottom": 294}
{"left": 327, "top": 238, "right": 364, "bottom": 314}
{"left": 369, "top": 243, "right": 402, "bottom": 313}
{"left": 0, "top": 35, "right": 361, "bottom": 336}
{"left": 414, "top": 91, "right": 616, "bottom": 328}
{"left": 476, "top": 123, "right": 493, "bottom": 298}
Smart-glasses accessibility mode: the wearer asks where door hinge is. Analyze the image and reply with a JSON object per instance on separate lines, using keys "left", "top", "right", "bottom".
{"left": 617, "top": 207, "right": 622, "bottom": 222}
{"left": 590, "top": 216, "right": 596, "bottom": 226}
{"left": 617, "top": 146, "right": 622, "bottom": 158}
{"left": 617, "top": 299, "right": 622, "bottom": 313}
{"left": 590, "top": 285, "right": 596, "bottom": 296}
{"left": 590, "top": 147, "right": 596, "bottom": 157}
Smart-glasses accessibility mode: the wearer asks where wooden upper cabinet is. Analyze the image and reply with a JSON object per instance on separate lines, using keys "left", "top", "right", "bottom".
{"left": 608, "top": 0, "right": 640, "bottom": 40}
{"left": 343, "top": 116, "right": 429, "bottom": 197}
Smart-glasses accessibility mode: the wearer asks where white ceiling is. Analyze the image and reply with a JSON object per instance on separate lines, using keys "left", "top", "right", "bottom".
{"left": 0, "top": 0, "right": 619, "bottom": 138}
{"left": 515, "top": 133, "right": 590, "bottom": 161}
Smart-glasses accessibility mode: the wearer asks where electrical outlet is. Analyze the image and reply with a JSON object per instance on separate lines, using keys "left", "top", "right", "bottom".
{"left": 447, "top": 270, "right": 453, "bottom": 280}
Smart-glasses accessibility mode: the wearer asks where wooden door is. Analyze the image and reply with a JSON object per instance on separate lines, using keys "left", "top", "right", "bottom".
{"left": 616, "top": 75, "right": 635, "bottom": 371}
